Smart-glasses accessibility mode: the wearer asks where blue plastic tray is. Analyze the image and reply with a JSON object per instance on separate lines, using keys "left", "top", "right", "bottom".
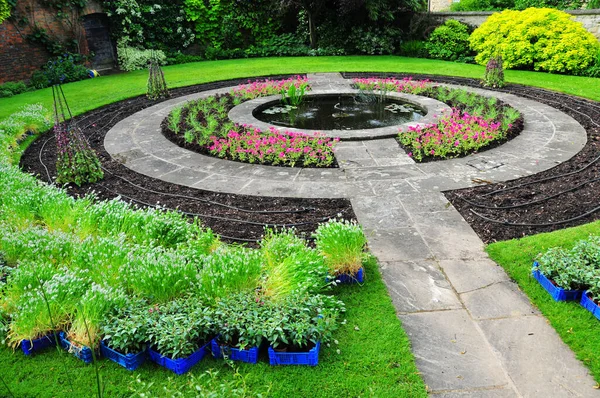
{"left": 532, "top": 264, "right": 583, "bottom": 302}
{"left": 59, "top": 332, "right": 94, "bottom": 364}
{"left": 21, "top": 334, "right": 57, "bottom": 356}
{"left": 100, "top": 341, "right": 147, "bottom": 371}
{"left": 148, "top": 341, "right": 209, "bottom": 375}
{"left": 580, "top": 291, "right": 600, "bottom": 321}
{"left": 268, "top": 342, "right": 320, "bottom": 366}
{"left": 210, "top": 339, "right": 259, "bottom": 364}
{"left": 328, "top": 267, "right": 364, "bottom": 284}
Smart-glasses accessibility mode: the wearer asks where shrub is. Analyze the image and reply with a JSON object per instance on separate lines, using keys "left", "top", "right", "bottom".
{"left": 514, "top": 0, "right": 583, "bottom": 9}
{"left": 166, "top": 52, "right": 204, "bottom": 65}
{"left": 117, "top": 44, "right": 167, "bottom": 72}
{"left": 348, "top": 26, "right": 400, "bottom": 55}
{"left": 450, "top": 0, "right": 514, "bottom": 11}
{"left": 0, "top": 81, "right": 28, "bottom": 98}
{"left": 426, "top": 20, "right": 473, "bottom": 62}
{"left": 245, "top": 34, "right": 310, "bottom": 58}
{"left": 398, "top": 40, "right": 429, "bottom": 58}
{"left": 470, "top": 8, "right": 600, "bottom": 74}
{"left": 44, "top": 53, "right": 89, "bottom": 85}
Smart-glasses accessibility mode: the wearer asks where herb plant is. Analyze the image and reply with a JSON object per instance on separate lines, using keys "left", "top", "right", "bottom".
{"left": 314, "top": 220, "right": 367, "bottom": 276}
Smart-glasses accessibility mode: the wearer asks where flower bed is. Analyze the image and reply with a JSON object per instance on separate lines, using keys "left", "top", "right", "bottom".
{"left": 163, "top": 76, "right": 338, "bottom": 168}
{"left": 353, "top": 77, "right": 523, "bottom": 162}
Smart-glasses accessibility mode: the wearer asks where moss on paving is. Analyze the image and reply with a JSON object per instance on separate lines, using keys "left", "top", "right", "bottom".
{"left": 487, "top": 221, "right": 600, "bottom": 383}
{"left": 0, "top": 257, "right": 427, "bottom": 397}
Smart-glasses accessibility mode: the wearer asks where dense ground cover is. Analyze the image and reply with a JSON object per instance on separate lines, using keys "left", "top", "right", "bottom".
{"left": 1, "top": 56, "right": 599, "bottom": 121}
{"left": 487, "top": 222, "right": 600, "bottom": 382}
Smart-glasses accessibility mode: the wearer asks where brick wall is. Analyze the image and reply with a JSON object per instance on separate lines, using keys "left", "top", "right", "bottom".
{"left": 0, "top": 0, "right": 103, "bottom": 84}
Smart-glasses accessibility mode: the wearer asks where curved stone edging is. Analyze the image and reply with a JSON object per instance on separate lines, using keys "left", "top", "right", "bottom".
{"left": 105, "top": 76, "right": 586, "bottom": 199}
{"left": 228, "top": 89, "right": 451, "bottom": 141}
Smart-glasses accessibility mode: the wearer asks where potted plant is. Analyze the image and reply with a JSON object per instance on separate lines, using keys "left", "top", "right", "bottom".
{"left": 100, "top": 301, "right": 149, "bottom": 371}
{"left": 533, "top": 238, "right": 600, "bottom": 302}
{"left": 146, "top": 298, "right": 215, "bottom": 375}
{"left": 580, "top": 276, "right": 600, "bottom": 321}
{"left": 211, "top": 293, "right": 263, "bottom": 364}
{"left": 265, "top": 294, "right": 345, "bottom": 366}
{"left": 63, "top": 285, "right": 128, "bottom": 363}
{"left": 313, "top": 220, "right": 367, "bottom": 284}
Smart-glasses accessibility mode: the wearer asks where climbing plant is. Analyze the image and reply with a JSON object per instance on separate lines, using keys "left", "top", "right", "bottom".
{"left": 0, "top": 0, "right": 11, "bottom": 24}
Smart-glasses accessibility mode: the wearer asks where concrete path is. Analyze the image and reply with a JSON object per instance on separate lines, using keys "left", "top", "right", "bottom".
{"left": 105, "top": 73, "right": 597, "bottom": 396}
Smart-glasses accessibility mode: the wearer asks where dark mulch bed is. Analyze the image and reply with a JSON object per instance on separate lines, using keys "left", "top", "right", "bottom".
{"left": 346, "top": 73, "right": 600, "bottom": 243}
{"left": 20, "top": 75, "right": 354, "bottom": 246}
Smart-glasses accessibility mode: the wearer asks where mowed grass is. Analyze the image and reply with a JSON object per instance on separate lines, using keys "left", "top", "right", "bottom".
{"left": 0, "top": 55, "right": 599, "bottom": 120}
{"left": 487, "top": 221, "right": 600, "bottom": 383}
{"left": 0, "top": 257, "right": 427, "bottom": 397}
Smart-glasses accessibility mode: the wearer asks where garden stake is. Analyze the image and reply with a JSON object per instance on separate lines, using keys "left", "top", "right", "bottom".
{"left": 147, "top": 51, "right": 170, "bottom": 100}
{"left": 52, "top": 84, "right": 104, "bottom": 186}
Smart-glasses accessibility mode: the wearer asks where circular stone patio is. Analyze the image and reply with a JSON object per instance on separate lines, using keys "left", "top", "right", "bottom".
{"left": 105, "top": 73, "right": 597, "bottom": 397}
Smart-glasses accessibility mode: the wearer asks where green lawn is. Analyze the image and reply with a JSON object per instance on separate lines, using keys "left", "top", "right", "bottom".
{"left": 0, "top": 257, "right": 427, "bottom": 397}
{"left": 1, "top": 56, "right": 599, "bottom": 120}
{"left": 487, "top": 222, "right": 600, "bottom": 383}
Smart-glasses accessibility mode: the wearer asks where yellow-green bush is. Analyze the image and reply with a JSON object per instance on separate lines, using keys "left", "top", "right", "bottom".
{"left": 470, "top": 8, "right": 600, "bottom": 74}
{"left": 0, "top": 0, "right": 11, "bottom": 24}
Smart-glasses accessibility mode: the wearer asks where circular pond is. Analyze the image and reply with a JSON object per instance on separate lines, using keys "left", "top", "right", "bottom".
{"left": 253, "top": 94, "right": 426, "bottom": 130}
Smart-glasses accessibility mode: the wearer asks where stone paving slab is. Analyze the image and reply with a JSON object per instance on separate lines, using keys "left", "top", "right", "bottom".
{"left": 478, "top": 316, "right": 598, "bottom": 397}
{"left": 438, "top": 258, "right": 510, "bottom": 294}
{"left": 364, "top": 227, "right": 435, "bottom": 262}
{"left": 380, "top": 260, "right": 463, "bottom": 312}
{"left": 432, "top": 388, "right": 518, "bottom": 398}
{"left": 460, "top": 282, "right": 540, "bottom": 320}
{"left": 400, "top": 310, "right": 510, "bottom": 392}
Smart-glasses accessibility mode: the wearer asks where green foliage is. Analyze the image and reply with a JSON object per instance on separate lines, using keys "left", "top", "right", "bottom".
{"left": 212, "top": 293, "right": 265, "bottom": 350}
{"left": 42, "top": 53, "right": 89, "bottom": 86}
{"left": 482, "top": 55, "right": 506, "bottom": 88}
{"left": 263, "top": 293, "right": 345, "bottom": 349}
{"left": 536, "top": 236, "right": 600, "bottom": 291}
{"left": 314, "top": 220, "right": 367, "bottom": 276}
{"left": 244, "top": 34, "right": 311, "bottom": 58}
{"left": 280, "top": 82, "right": 308, "bottom": 106}
{"left": 101, "top": 299, "right": 148, "bottom": 354}
{"left": 184, "top": 0, "right": 280, "bottom": 54}
{"left": 348, "top": 26, "right": 400, "bottom": 55}
{"left": 103, "top": 0, "right": 195, "bottom": 51}
{"left": 166, "top": 52, "right": 204, "bottom": 65}
{"left": 0, "top": 104, "right": 51, "bottom": 164}
{"left": 426, "top": 20, "right": 473, "bottom": 62}
{"left": 514, "top": 0, "right": 583, "bottom": 9}
{"left": 146, "top": 298, "right": 215, "bottom": 359}
{"left": 470, "top": 8, "right": 600, "bottom": 74}
{"left": 399, "top": 40, "right": 429, "bottom": 58}
{"left": 0, "top": 81, "right": 28, "bottom": 98}
{"left": 450, "top": 0, "right": 514, "bottom": 11}
{"left": 117, "top": 44, "right": 167, "bottom": 72}
{"left": 0, "top": 0, "right": 10, "bottom": 24}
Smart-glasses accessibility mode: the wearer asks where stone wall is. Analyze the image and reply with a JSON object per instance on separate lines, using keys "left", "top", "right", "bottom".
{"left": 0, "top": 0, "right": 103, "bottom": 84}
{"left": 425, "top": 10, "right": 600, "bottom": 40}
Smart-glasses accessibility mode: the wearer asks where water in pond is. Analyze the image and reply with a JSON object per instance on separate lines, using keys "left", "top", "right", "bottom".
{"left": 254, "top": 95, "right": 426, "bottom": 130}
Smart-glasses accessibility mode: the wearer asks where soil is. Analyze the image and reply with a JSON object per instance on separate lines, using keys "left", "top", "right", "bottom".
{"left": 346, "top": 73, "right": 600, "bottom": 243}
{"left": 20, "top": 75, "right": 354, "bottom": 246}
{"left": 20, "top": 73, "right": 600, "bottom": 245}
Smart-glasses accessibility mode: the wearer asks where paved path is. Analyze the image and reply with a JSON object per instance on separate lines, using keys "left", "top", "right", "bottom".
{"left": 106, "top": 73, "right": 597, "bottom": 396}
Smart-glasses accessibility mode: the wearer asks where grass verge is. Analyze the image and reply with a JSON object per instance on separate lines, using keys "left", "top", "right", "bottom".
{"left": 0, "top": 56, "right": 598, "bottom": 120}
{"left": 487, "top": 221, "right": 600, "bottom": 383}
{"left": 0, "top": 256, "right": 427, "bottom": 397}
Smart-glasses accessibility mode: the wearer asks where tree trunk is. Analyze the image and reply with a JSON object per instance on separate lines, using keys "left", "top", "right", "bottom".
{"left": 307, "top": 10, "right": 317, "bottom": 49}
